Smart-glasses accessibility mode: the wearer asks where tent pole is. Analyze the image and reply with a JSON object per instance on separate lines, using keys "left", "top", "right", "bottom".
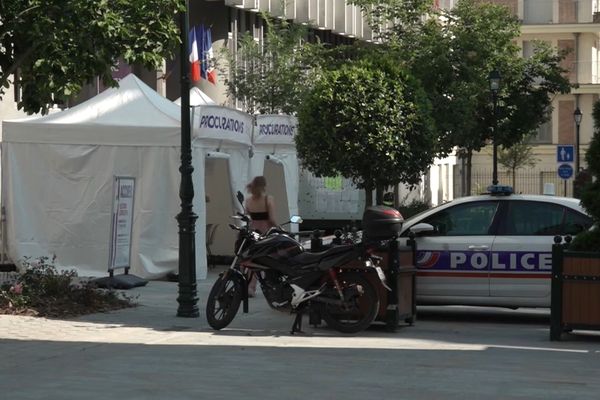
{"left": 176, "top": 0, "right": 199, "bottom": 318}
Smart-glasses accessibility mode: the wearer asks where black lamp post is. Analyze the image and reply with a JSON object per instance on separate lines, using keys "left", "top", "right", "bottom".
{"left": 177, "top": 0, "right": 199, "bottom": 318}
{"left": 574, "top": 107, "right": 582, "bottom": 174}
{"left": 488, "top": 69, "right": 501, "bottom": 186}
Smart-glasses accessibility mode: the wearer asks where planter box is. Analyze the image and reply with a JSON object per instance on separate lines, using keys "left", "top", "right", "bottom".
{"left": 550, "top": 238, "right": 600, "bottom": 341}
{"left": 340, "top": 238, "right": 417, "bottom": 331}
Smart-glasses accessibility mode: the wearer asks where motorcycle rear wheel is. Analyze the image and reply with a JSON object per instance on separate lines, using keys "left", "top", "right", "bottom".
{"left": 321, "top": 272, "right": 379, "bottom": 334}
{"left": 206, "top": 273, "right": 243, "bottom": 330}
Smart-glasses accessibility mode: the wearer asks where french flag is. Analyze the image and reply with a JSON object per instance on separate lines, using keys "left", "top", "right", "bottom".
{"left": 197, "top": 24, "right": 217, "bottom": 84}
{"left": 189, "top": 28, "right": 201, "bottom": 83}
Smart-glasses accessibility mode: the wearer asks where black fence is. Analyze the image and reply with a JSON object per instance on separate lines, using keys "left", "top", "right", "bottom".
{"left": 454, "top": 168, "right": 574, "bottom": 197}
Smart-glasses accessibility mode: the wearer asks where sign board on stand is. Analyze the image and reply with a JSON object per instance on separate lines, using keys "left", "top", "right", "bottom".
{"left": 109, "top": 176, "right": 135, "bottom": 270}
{"left": 94, "top": 176, "right": 147, "bottom": 289}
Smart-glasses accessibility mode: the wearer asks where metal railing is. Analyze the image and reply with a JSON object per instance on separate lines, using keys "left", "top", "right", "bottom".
{"left": 454, "top": 168, "right": 575, "bottom": 197}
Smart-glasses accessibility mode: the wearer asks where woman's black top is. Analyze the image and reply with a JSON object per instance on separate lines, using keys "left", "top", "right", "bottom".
{"left": 249, "top": 196, "right": 269, "bottom": 221}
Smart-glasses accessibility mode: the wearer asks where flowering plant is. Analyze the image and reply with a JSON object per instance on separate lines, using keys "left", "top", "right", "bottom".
{"left": 1, "top": 256, "right": 136, "bottom": 317}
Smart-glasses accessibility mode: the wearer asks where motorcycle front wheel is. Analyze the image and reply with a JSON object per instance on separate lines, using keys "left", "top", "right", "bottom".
{"left": 206, "top": 272, "right": 243, "bottom": 330}
{"left": 321, "top": 272, "right": 379, "bottom": 334}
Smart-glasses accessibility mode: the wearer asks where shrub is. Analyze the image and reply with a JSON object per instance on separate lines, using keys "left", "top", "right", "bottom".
{"left": 0, "top": 256, "right": 136, "bottom": 317}
{"left": 398, "top": 198, "right": 431, "bottom": 219}
{"left": 570, "top": 100, "right": 600, "bottom": 251}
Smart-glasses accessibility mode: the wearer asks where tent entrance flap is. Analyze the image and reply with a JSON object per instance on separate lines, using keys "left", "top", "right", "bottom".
{"left": 205, "top": 157, "right": 236, "bottom": 258}
{"left": 263, "top": 160, "right": 289, "bottom": 225}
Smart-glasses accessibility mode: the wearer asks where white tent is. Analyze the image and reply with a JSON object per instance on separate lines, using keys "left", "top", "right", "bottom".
{"left": 191, "top": 105, "right": 253, "bottom": 258}
{"left": 1, "top": 74, "right": 252, "bottom": 279}
{"left": 174, "top": 86, "right": 216, "bottom": 106}
{"left": 250, "top": 115, "right": 299, "bottom": 229}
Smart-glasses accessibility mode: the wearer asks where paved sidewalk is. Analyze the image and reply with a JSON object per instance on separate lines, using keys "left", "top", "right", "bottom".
{"left": 1, "top": 268, "right": 600, "bottom": 400}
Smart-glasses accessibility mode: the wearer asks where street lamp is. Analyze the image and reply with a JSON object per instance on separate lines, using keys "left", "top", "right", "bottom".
{"left": 488, "top": 69, "right": 501, "bottom": 186}
{"left": 574, "top": 107, "right": 582, "bottom": 174}
{"left": 177, "top": 0, "right": 199, "bottom": 317}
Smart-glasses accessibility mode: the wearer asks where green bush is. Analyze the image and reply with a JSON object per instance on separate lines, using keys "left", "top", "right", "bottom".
{"left": 569, "top": 229, "right": 600, "bottom": 252}
{"left": 398, "top": 199, "right": 431, "bottom": 219}
{"left": 570, "top": 100, "right": 600, "bottom": 251}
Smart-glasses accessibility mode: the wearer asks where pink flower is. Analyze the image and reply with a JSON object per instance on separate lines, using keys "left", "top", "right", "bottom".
{"left": 9, "top": 283, "right": 23, "bottom": 295}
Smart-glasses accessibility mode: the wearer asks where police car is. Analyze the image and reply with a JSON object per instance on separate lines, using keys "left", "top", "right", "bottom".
{"left": 399, "top": 186, "right": 592, "bottom": 308}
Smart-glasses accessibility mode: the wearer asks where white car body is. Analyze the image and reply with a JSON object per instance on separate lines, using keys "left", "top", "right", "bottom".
{"left": 397, "top": 193, "right": 592, "bottom": 308}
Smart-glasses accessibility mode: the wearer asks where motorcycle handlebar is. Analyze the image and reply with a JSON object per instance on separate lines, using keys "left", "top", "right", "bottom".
{"left": 228, "top": 223, "right": 242, "bottom": 231}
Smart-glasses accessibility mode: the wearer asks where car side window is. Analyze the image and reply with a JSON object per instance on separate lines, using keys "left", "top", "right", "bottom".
{"left": 563, "top": 209, "right": 593, "bottom": 235}
{"left": 421, "top": 201, "right": 499, "bottom": 236}
{"left": 503, "top": 201, "right": 564, "bottom": 236}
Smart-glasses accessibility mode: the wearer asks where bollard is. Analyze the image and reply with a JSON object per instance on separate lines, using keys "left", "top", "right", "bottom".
{"left": 310, "top": 230, "right": 323, "bottom": 252}
{"left": 332, "top": 229, "right": 343, "bottom": 245}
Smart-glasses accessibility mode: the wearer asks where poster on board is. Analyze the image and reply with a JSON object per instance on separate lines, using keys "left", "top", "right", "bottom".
{"left": 109, "top": 176, "right": 135, "bottom": 271}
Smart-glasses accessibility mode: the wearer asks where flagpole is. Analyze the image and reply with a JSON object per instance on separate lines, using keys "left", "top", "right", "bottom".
{"left": 176, "top": 0, "right": 199, "bottom": 318}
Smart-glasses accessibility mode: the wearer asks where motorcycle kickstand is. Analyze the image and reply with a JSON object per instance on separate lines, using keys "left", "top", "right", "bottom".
{"left": 290, "top": 304, "right": 306, "bottom": 335}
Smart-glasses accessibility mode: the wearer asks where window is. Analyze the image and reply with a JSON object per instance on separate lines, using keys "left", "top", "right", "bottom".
{"left": 523, "top": 0, "right": 553, "bottom": 24}
{"left": 422, "top": 201, "right": 499, "bottom": 236}
{"left": 503, "top": 201, "right": 564, "bottom": 235}
{"left": 563, "top": 209, "right": 593, "bottom": 235}
{"left": 531, "top": 118, "right": 552, "bottom": 143}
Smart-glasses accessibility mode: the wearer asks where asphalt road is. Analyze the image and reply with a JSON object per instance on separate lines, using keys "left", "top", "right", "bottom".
{"left": 1, "top": 270, "right": 599, "bottom": 400}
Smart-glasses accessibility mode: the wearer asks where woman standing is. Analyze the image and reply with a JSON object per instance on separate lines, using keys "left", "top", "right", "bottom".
{"left": 244, "top": 176, "right": 277, "bottom": 296}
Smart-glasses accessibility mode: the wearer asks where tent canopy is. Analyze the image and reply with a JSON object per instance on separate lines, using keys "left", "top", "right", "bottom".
{"left": 175, "top": 86, "right": 216, "bottom": 106}
{"left": 3, "top": 75, "right": 182, "bottom": 146}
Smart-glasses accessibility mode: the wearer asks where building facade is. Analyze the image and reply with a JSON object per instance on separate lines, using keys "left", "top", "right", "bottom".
{"left": 465, "top": 0, "right": 600, "bottom": 196}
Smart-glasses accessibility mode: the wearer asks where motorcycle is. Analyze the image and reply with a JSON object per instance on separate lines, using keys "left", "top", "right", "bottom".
{"left": 205, "top": 191, "right": 396, "bottom": 334}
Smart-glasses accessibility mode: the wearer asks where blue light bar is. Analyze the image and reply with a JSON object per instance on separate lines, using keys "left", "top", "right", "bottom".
{"left": 487, "top": 185, "right": 513, "bottom": 196}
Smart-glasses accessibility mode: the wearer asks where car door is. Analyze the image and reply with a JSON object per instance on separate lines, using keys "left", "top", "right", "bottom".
{"left": 409, "top": 200, "right": 500, "bottom": 298}
{"left": 490, "top": 200, "right": 565, "bottom": 299}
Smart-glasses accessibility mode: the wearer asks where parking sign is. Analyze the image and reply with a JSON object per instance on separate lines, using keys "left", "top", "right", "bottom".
{"left": 557, "top": 145, "right": 574, "bottom": 163}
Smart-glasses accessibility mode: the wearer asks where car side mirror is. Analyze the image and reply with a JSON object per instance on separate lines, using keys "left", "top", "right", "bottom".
{"left": 290, "top": 215, "right": 303, "bottom": 224}
{"left": 410, "top": 223, "right": 435, "bottom": 236}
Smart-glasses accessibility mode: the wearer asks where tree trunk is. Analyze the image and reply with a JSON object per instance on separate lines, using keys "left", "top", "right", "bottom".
{"left": 512, "top": 167, "right": 516, "bottom": 191}
{"left": 393, "top": 183, "right": 401, "bottom": 208}
{"left": 375, "top": 185, "right": 384, "bottom": 206}
{"left": 364, "top": 185, "right": 373, "bottom": 208}
{"left": 466, "top": 150, "right": 473, "bottom": 195}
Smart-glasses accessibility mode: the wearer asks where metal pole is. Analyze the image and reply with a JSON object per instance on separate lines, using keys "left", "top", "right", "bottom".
{"left": 177, "top": 0, "right": 199, "bottom": 318}
{"left": 492, "top": 93, "right": 499, "bottom": 186}
{"left": 575, "top": 123, "right": 580, "bottom": 174}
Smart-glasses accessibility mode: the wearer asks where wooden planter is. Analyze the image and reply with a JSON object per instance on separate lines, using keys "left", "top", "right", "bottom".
{"left": 341, "top": 238, "right": 417, "bottom": 331}
{"left": 550, "top": 238, "right": 600, "bottom": 341}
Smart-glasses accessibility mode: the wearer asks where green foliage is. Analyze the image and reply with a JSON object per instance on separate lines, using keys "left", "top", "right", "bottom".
{"left": 568, "top": 229, "right": 600, "bottom": 252}
{"left": 398, "top": 198, "right": 430, "bottom": 219}
{"left": 570, "top": 100, "right": 600, "bottom": 251}
{"left": 221, "top": 14, "right": 318, "bottom": 114}
{"left": 296, "top": 52, "right": 437, "bottom": 193}
{"left": 498, "top": 137, "right": 539, "bottom": 189}
{"left": 498, "top": 139, "right": 539, "bottom": 172}
{"left": 353, "top": 0, "right": 571, "bottom": 157}
{"left": 0, "top": 256, "right": 136, "bottom": 317}
{"left": 0, "top": 0, "right": 183, "bottom": 114}
{"left": 578, "top": 100, "right": 600, "bottom": 224}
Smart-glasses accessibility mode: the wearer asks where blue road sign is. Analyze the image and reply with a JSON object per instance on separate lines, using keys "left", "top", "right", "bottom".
{"left": 557, "top": 145, "right": 574, "bottom": 163}
{"left": 558, "top": 163, "right": 574, "bottom": 180}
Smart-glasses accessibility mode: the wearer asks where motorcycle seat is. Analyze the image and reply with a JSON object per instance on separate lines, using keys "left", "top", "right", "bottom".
{"left": 290, "top": 244, "right": 358, "bottom": 267}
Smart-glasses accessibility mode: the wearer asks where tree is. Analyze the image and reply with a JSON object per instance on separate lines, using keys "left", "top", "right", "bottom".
{"left": 220, "top": 15, "right": 318, "bottom": 115}
{"left": 570, "top": 100, "right": 600, "bottom": 251}
{"left": 0, "top": 0, "right": 183, "bottom": 114}
{"left": 497, "top": 137, "right": 539, "bottom": 191}
{"left": 352, "top": 0, "right": 571, "bottom": 192}
{"left": 295, "top": 54, "right": 437, "bottom": 206}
